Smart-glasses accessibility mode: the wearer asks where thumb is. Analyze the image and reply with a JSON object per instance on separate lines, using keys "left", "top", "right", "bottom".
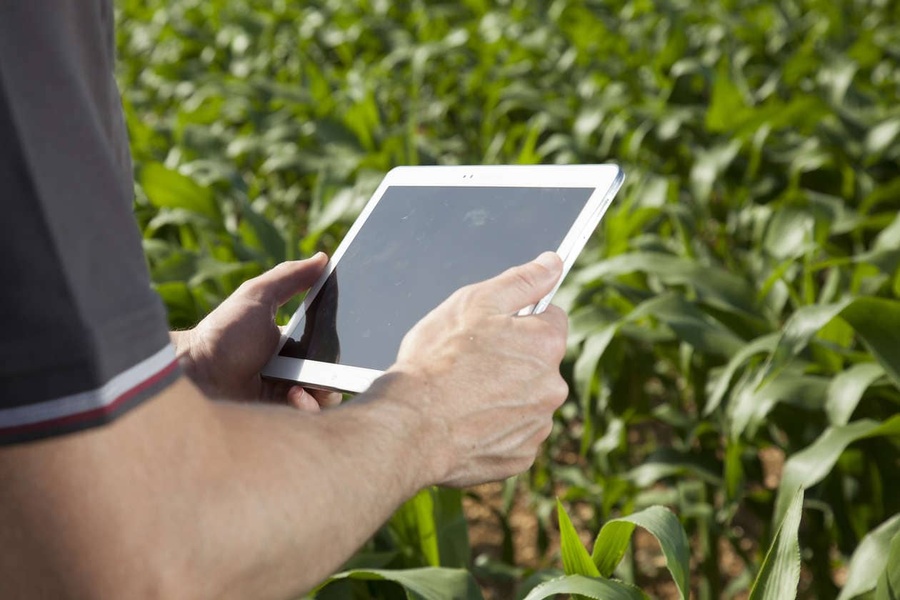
{"left": 475, "top": 252, "right": 563, "bottom": 314}
{"left": 242, "top": 253, "right": 328, "bottom": 308}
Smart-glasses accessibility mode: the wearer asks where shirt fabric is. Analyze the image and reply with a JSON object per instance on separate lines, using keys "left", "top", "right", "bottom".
{"left": 0, "top": 0, "right": 180, "bottom": 444}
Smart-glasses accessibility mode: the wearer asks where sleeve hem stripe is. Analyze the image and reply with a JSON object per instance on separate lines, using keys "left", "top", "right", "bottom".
{"left": 0, "top": 362, "right": 181, "bottom": 445}
{"left": 0, "top": 344, "right": 178, "bottom": 430}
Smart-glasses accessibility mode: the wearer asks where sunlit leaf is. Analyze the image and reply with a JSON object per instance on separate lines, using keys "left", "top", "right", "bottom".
{"left": 390, "top": 489, "right": 440, "bottom": 567}
{"left": 773, "top": 416, "right": 900, "bottom": 525}
{"left": 762, "top": 297, "right": 900, "bottom": 391}
{"left": 311, "top": 567, "right": 484, "bottom": 600}
{"left": 825, "top": 362, "right": 885, "bottom": 426}
{"left": 837, "top": 514, "right": 900, "bottom": 600}
{"left": 141, "top": 162, "right": 221, "bottom": 222}
{"left": 706, "top": 333, "right": 779, "bottom": 415}
{"left": 874, "top": 532, "right": 900, "bottom": 600}
{"left": 557, "top": 499, "right": 600, "bottom": 577}
{"left": 748, "top": 488, "right": 803, "bottom": 600}
{"left": 521, "top": 575, "right": 648, "bottom": 600}
{"left": 590, "top": 506, "right": 690, "bottom": 600}
{"left": 841, "top": 298, "right": 900, "bottom": 389}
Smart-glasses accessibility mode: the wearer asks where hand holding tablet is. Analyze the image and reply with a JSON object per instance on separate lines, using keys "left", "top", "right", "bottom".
{"left": 263, "top": 164, "right": 624, "bottom": 394}
{"left": 364, "top": 251, "right": 570, "bottom": 487}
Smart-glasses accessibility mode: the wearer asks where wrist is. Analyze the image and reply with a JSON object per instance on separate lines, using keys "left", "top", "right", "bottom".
{"left": 170, "top": 329, "right": 215, "bottom": 397}
{"left": 359, "top": 367, "right": 453, "bottom": 490}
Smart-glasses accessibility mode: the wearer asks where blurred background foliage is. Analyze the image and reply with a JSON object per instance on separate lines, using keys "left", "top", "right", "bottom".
{"left": 116, "top": 0, "right": 899, "bottom": 597}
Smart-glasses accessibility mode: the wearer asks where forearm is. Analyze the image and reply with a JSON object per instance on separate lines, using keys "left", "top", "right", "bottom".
{"left": 0, "top": 377, "right": 429, "bottom": 599}
{"left": 198, "top": 378, "right": 429, "bottom": 597}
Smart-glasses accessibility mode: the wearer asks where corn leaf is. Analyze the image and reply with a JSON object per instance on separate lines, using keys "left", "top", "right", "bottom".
{"left": 433, "top": 488, "right": 470, "bottom": 569}
{"left": 841, "top": 298, "right": 900, "bottom": 389}
{"left": 774, "top": 415, "right": 900, "bottom": 525}
{"left": 762, "top": 297, "right": 900, "bottom": 391}
{"left": 574, "top": 252, "right": 757, "bottom": 315}
{"left": 237, "top": 197, "right": 286, "bottom": 263}
{"left": 729, "top": 371, "right": 832, "bottom": 439}
{"left": 521, "top": 575, "right": 648, "bottom": 600}
{"left": 311, "top": 567, "right": 484, "bottom": 600}
{"left": 141, "top": 162, "right": 221, "bottom": 222}
{"left": 760, "top": 299, "right": 853, "bottom": 386}
{"left": 705, "top": 333, "right": 779, "bottom": 415}
{"left": 748, "top": 488, "right": 803, "bottom": 600}
{"left": 837, "top": 514, "right": 900, "bottom": 600}
{"left": 590, "top": 506, "right": 690, "bottom": 600}
{"left": 557, "top": 499, "right": 600, "bottom": 577}
{"left": 826, "top": 362, "right": 885, "bottom": 426}
{"left": 390, "top": 489, "right": 441, "bottom": 567}
{"left": 629, "top": 293, "right": 746, "bottom": 357}
{"left": 874, "top": 532, "right": 900, "bottom": 600}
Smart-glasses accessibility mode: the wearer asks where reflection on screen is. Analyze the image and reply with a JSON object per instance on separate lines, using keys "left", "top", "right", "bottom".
{"left": 279, "top": 186, "right": 594, "bottom": 370}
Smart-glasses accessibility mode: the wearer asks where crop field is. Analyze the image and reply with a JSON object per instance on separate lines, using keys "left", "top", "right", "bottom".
{"left": 116, "top": 0, "right": 899, "bottom": 598}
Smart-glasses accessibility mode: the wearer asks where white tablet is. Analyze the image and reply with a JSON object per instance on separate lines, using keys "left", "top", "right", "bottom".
{"left": 262, "top": 164, "right": 624, "bottom": 394}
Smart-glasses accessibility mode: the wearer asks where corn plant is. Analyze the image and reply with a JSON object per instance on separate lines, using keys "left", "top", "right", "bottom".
{"left": 116, "top": 0, "right": 900, "bottom": 597}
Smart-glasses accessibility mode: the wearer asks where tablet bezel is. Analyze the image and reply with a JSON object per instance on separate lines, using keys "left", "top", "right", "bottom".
{"left": 262, "top": 164, "right": 624, "bottom": 394}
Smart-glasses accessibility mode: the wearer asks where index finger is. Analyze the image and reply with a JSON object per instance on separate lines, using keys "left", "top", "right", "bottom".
{"left": 470, "top": 252, "right": 563, "bottom": 314}
{"left": 242, "top": 253, "right": 329, "bottom": 308}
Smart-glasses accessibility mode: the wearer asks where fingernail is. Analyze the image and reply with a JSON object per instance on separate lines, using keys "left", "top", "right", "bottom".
{"left": 535, "top": 252, "right": 561, "bottom": 271}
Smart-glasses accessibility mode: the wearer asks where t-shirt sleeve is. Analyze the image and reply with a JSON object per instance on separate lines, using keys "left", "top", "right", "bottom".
{"left": 0, "top": 1, "right": 181, "bottom": 445}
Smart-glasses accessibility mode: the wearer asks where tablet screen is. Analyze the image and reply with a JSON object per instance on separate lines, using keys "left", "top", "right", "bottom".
{"left": 279, "top": 185, "right": 594, "bottom": 371}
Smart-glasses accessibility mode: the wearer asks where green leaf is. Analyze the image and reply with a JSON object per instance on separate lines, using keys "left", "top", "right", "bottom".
{"left": 237, "top": 198, "right": 286, "bottom": 263}
{"left": 433, "top": 488, "right": 470, "bottom": 569}
{"left": 773, "top": 416, "right": 900, "bottom": 525}
{"left": 590, "top": 506, "right": 691, "bottom": 600}
{"left": 762, "top": 297, "right": 900, "bottom": 391}
{"left": 837, "top": 514, "right": 900, "bottom": 600}
{"left": 576, "top": 252, "right": 757, "bottom": 316}
{"left": 866, "top": 118, "right": 900, "bottom": 157}
{"left": 764, "top": 208, "right": 816, "bottom": 260}
{"left": 557, "top": 499, "right": 600, "bottom": 577}
{"left": 573, "top": 324, "right": 618, "bottom": 406}
{"left": 841, "top": 298, "right": 900, "bottom": 390}
{"left": 761, "top": 299, "right": 853, "bottom": 385}
{"left": 730, "top": 373, "right": 830, "bottom": 440}
{"left": 630, "top": 293, "right": 746, "bottom": 358}
{"left": 706, "top": 61, "right": 748, "bottom": 133}
{"left": 875, "top": 532, "right": 900, "bottom": 600}
{"left": 705, "top": 333, "right": 779, "bottom": 416}
{"left": 748, "top": 488, "right": 803, "bottom": 600}
{"left": 573, "top": 323, "right": 619, "bottom": 455}
{"left": 826, "top": 362, "right": 885, "bottom": 426}
{"left": 141, "top": 162, "right": 220, "bottom": 222}
{"left": 154, "top": 281, "right": 200, "bottom": 329}
{"left": 690, "top": 140, "right": 742, "bottom": 203}
{"left": 311, "top": 567, "right": 484, "bottom": 600}
{"left": 390, "top": 489, "right": 441, "bottom": 567}
{"left": 521, "top": 575, "right": 648, "bottom": 600}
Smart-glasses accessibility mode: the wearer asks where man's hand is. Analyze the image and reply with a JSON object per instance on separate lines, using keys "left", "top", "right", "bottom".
{"left": 172, "top": 254, "right": 341, "bottom": 410}
{"left": 0, "top": 251, "right": 571, "bottom": 599}
{"left": 372, "top": 251, "right": 569, "bottom": 488}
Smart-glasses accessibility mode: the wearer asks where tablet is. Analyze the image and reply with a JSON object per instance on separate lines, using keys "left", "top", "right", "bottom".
{"left": 262, "top": 164, "right": 624, "bottom": 394}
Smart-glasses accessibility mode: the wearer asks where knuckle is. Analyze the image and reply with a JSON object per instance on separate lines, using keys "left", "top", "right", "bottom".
{"left": 512, "top": 267, "right": 539, "bottom": 295}
{"left": 544, "top": 306, "right": 569, "bottom": 336}
{"left": 551, "top": 377, "right": 569, "bottom": 407}
{"left": 451, "top": 284, "right": 477, "bottom": 306}
{"left": 516, "top": 453, "right": 538, "bottom": 474}
{"left": 545, "top": 328, "right": 568, "bottom": 361}
{"left": 538, "top": 418, "right": 554, "bottom": 442}
{"left": 236, "top": 278, "right": 260, "bottom": 298}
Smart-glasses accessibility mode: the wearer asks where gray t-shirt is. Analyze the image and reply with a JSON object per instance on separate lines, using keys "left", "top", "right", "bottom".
{"left": 0, "top": 0, "right": 180, "bottom": 444}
